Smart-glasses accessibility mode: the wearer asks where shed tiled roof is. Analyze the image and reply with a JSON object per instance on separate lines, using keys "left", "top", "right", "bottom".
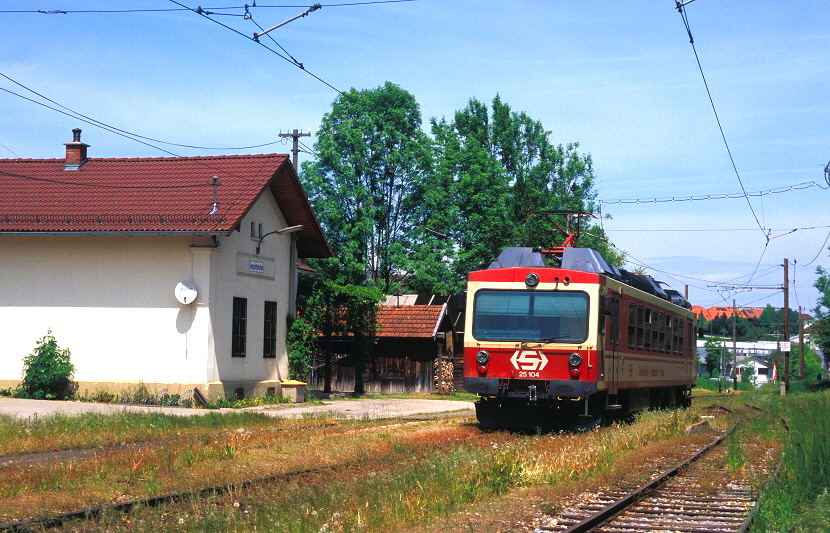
{"left": 376, "top": 305, "right": 445, "bottom": 338}
{"left": 0, "top": 153, "right": 332, "bottom": 258}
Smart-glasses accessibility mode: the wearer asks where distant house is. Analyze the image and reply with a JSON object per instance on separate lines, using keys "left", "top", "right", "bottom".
{"left": 0, "top": 129, "right": 331, "bottom": 400}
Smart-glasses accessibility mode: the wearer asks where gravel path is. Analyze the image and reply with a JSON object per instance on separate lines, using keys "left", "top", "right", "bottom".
{"left": 0, "top": 397, "right": 475, "bottom": 421}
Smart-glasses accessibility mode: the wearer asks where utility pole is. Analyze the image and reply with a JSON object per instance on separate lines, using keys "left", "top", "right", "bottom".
{"left": 279, "top": 129, "right": 311, "bottom": 171}
{"left": 798, "top": 305, "right": 805, "bottom": 379}
{"left": 784, "top": 259, "right": 790, "bottom": 392}
{"left": 732, "top": 298, "right": 738, "bottom": 390}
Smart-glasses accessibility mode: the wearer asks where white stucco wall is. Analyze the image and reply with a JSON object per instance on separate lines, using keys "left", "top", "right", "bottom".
{"left": 0, "top": 234, "right": 207, "bottom": 391}
{"left": 0, "top": 190, "right": 293, "bottom": 398}
{"left": 209, "top": 190, "right": 292, "bottom": 386}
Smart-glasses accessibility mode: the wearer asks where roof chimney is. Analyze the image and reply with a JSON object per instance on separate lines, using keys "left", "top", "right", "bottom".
{"left": 64, "top": 128, "right": 89, "bottom": 171}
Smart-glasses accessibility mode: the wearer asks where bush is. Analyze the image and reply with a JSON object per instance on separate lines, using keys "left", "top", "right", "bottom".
{"left": 286, "top": 315, "right": 314, "bottom": 381}
{"left": 17, "top": 330, "right": 75, "bottom": 400}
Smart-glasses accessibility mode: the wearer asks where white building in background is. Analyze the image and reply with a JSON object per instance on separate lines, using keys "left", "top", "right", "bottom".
{"left": 697, "top": 339, "right": 783, "bottom": 386}
{"left": 0, "top": 130, "right": 331, "bottom": 400}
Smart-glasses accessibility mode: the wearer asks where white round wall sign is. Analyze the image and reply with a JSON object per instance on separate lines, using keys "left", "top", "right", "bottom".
{"left": 175, "top": 281, "right": 198, "bottom": 304}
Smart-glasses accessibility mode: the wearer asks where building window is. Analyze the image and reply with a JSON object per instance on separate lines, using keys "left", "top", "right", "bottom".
{"left": 264, "top": 300, "right": 277, "bottom": 358}
{"left": 232, "top": 297, "right": 247, "bottom": 357}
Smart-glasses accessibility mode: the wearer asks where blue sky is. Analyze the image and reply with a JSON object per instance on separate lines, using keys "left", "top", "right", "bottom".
{"left": 1, "top": 1, "right": 828, "bottom": 314}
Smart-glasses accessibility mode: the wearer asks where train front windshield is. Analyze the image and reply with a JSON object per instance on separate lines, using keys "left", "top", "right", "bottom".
{"left": 472, "top": 289, "right": 589, "bottom": 343}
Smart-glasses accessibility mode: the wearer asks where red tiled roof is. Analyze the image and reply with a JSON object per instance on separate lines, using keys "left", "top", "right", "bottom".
{"left": 0, "top": 154, "right": 332, "bottom": 258}
{"left": 376, "top": 305, "right": 445, "bottom": 338}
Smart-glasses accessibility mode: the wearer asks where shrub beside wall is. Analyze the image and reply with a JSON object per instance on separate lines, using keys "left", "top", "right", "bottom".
{"left": 17, "top": 330, "right": 75, "bottom": 400}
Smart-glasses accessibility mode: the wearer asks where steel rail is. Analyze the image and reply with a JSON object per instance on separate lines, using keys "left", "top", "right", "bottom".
{"left": 735, "top": 404, "right": 790, "bottom": 533}
{"left": 0, "top": 416, "right": 473, "bottom": 532}
{"left": 0, "top": 461, "right": 357, "bottom": 533}
{"left": 559, "top": 405, "right": 737, "bottom": 533}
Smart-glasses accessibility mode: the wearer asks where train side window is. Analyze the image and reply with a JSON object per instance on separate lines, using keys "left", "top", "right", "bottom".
{"left": 636, "top": 304, "right": 644, "bottom": 350}
{"left": 643, "top": 307, "right": 652, "bottom": 351}
{"left": 672, "top": 317, "right": 680, "bottom": 355}
{"left": 651, "top": 309, "right": 660, "bottom": 352}
{"left": 627, "top": 302, "right": 636, "bottom": 349}
{"left": 664, "top": 314, "right": 673, "bottom": 353}
{"left": 657, "top": 312, "right": 665, "bottom": 353}
{"left": 688, "top": 320, "right": 694, "bottom": 355}
{"left": 610, "top": 296, "right": 620, "bottom": 345}
{"left": 678, "top": 318, "right": 685, "bottom": 356}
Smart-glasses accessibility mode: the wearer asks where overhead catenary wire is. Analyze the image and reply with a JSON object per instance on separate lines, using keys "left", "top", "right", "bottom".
{"left": 599, "top": 179, "right": 828, "bottom": 205}
{"left": 246, "top": 9, "right": 305, "bottom": 68}
{"left": 169, "top": 0, "right": 342, "bottom": 94}
{"left": 675, "top": 2, "right": 769, "bottom": 242}
{"left": 0, "top": 1, "right": 417, "bottom": 14}
{"left": 802, "top": 228, "right": 830, "bottom": 267}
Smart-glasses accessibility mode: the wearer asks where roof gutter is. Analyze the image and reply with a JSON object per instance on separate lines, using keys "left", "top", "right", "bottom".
{"left": 432, "top": 302, "right": 449, "bottom": 340}
{"left": 0, "top": 230, "right": 233, "bottom": 237}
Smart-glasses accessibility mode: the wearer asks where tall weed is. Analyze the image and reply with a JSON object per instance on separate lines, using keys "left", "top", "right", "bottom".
{"left": 751, "top": 392, "right": 830, "bottom": 532}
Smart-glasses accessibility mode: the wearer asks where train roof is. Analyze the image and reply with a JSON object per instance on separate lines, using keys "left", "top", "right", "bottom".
{"left": 484, "top": 246, "right": 692, "bottom": 310}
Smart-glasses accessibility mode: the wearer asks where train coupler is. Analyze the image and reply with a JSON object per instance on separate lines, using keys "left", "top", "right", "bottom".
{"left": 528, "top": 384, "right": 537, "bottom": 403}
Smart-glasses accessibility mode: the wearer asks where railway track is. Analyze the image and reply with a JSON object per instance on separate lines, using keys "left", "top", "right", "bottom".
{"left": 533, "top": 406, "right": 787, "bottom": 533}
{"left": 0, "top": 417, "right": 480, "bottom": 532}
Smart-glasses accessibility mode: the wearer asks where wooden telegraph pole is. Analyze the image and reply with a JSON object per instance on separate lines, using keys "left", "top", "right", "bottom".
{"left": 784, "top": 259, "right": 790, "bottom": 392}
{"left": 279, "top": 129, "right": 311, "bottom": 170}
{"left": 798, "top": 305, "right": 805, "bottom": 379}
{"left": 732, "top": 299, "right": 738, "bottom": 390}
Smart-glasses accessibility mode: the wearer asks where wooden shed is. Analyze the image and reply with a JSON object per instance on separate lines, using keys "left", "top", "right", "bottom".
{"left": 309, "top": 295, "right": 464, "bottom": 394}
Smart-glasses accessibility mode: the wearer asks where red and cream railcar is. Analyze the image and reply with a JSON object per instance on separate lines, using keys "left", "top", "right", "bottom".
{"left": 463, "top": 246, "right": 696, "bottom": 429}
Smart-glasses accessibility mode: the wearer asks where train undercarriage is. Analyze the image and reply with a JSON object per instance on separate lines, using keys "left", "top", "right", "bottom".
{"left": 473, "top": 382, "right": 693, "bottom": 431}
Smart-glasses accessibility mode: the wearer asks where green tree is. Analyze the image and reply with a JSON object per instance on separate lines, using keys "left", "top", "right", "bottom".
{"left": 424, "top": 95, "right": 622, "bottom": 287}
{"left": 304, "top": 88, "right": 621, "bottom": 297}
{"left": 285, "top": 315, "right": 315, "bottom": 381}
{"left": 796, "top": 342, "right": 825, "bottom": 380}
{"left": 740, "top": 359, "right": 756, "bottom": 385}
{"left": 813, "top": 265, "right": 830, "bottom": 359}
{"left": 297, "top": 278, "right": 383, "bottom": 394}
{"left": 302, "top": 82, "right": 432, "bottom": 292}
{"left": 703, "top": 338, "right": 725, "bottom": 378}
{"left": 17, "top": 330, "right": 75, "bottom": 400}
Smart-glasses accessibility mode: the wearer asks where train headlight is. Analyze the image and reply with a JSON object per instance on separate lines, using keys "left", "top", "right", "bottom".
{"left": 476, "top": 350, "right": 490, "bottom": 374}
{"left": 568, "top": 352, "right": 582, "bottom": 377}
{"left": 525, "top": 272, "right": 539, "bottom": 287}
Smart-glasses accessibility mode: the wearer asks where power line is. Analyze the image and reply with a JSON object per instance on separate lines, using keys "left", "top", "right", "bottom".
{"left": 0, "top": 139, "right": 21, "bottom": 158}
{"left": 0, "top": 170, "right": 213, "bottom": 189}
{"left": 598, "top": 179, "right": 828, "bottom": 205}
{"left": 0, "top": 71, "right": 281, "bottom": 151}
{"left": 606, "top": 225, "right": 830, "bottom": 233}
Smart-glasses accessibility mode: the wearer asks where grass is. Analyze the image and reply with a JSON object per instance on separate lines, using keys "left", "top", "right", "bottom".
{"left": 7, "top": 388, "right": 823, "bottom": 532}
{"left": 748, "top": 391, "right": 830, "bottom": 532}
{"left": 694, "top": 376, "right": 756, "bottom": 392}
{"left": 0, "top": 411, "right": 294, "bottom": 456}
{"left": 0, "top": 403, "right": 711, "bottom": 531}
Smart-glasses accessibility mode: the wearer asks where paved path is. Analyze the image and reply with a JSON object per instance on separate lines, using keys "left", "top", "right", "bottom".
{"left": 0, "top": 397, "right": 475, "bottom": 421}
